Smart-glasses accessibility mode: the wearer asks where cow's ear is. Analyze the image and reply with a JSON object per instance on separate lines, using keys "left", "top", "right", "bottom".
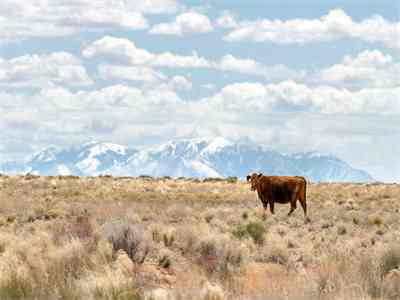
{"left": 246, "top": 175, "right": 251, "bottom": 182}
{"left": 258, "top": 173, "right": 263, "bottom": 178}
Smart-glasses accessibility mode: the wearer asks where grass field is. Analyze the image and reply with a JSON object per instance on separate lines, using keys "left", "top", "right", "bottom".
{"left": 0, "top": 174, "right": 399, "bottom": 300}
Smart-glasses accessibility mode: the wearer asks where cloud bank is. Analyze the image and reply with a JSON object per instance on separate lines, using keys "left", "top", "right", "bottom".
{"left": 222, "top": 9, "right": 400, "bottom": 51}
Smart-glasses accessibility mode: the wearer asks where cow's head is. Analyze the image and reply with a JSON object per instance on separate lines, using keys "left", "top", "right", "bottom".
{"left": 246, "top": 173, "right": 263, "bottom": 191}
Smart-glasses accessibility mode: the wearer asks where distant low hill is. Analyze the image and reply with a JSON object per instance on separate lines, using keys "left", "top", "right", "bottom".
{"left": 0, "top": 138, "right": 374, "bottom": 182}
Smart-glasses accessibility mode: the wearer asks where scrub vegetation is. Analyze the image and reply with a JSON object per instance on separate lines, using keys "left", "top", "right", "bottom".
{"left": 0, "top": 174, "right": 399, "bottom": 299}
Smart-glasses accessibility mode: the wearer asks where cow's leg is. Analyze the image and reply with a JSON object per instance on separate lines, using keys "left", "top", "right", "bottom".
{"left": 288, "top": 202, "right": 296, "bottom": 216}
{"left": 262, "top": 197, "right": 268, "bottom": 210}
{"left": 288, "top": 192, "right": 298, "bottom": 216}
{"left": 300, "top": 199, "right": 307, "bottom": 217}
{"left": 269, "top": 200, "right": 275, "bottom": 214}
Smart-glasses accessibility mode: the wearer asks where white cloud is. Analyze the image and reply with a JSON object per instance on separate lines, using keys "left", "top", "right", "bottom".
{"left": 83, "top": 36, "right": 211, "bottom": 68}
{"left": 152, "top": 51, "right": 211, "bottom": 68}
{"left": 223, "top": 9, "right": 400, "bottom": 51}
{"left": 218, "top": 55, "right": 264, "bottom": 76}
{"left": 10, "top": 80, "right": 399, "bottom": 142}
{"left": 0, "top": 84, "right": 184, "bottom": 159}
{"left": 8, "top": 81, "right": 396, "bottom": 144}
{"left": 0, "top": 52, "right": 92, "bottom": 87}
{"left": 0, "top": 0, "right": 181, "bottom": 42}
{"left": 201, "top": 80, "right": 400, "bottom": 114}
{"left": 98, "top": 65, "right": 166, "bottom": 82}
{"left": 149, "top": 12, "right": 213, "bottom": 36}
{"left": 0, "top": 85, "right": 182, "bottom": 128}
{"left": 83, "top": 36, "right": 303, "bottom": 80}
{"left": 168, "top": 75, "right": 192, "bottom": 91}
{"left": 217, "top": 54, "right": 305, "bottom": 80}
{"left": 131, "top": 0, "right": 182, "bottom": 15}
{"left": 216, "top": 11, "right": 238, "bottom": 29}
{"left": 319, "top": 49, "right": 400, "bottom": 88}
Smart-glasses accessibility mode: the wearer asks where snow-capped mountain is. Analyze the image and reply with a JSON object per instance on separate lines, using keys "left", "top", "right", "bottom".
{"left": 0, "top": 138, "right": 374, "bottom": 182}
{"left": 3, "top": 141, "right": 137, "bottom": 176}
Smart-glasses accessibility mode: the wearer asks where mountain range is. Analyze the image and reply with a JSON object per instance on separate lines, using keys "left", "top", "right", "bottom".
{"left": 0, "top": 138, "right": 374, "bottom": 182}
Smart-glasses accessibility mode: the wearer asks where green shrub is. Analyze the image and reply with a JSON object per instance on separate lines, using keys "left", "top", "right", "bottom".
{"left": 233, "top": 222, "right": 265, "bottom": 245}
{"left": 232, "top": 224, "right": 247, "bottom": 240}
{"left": 226, "top": 176, "right": 238, "bottom": 183}
{"left": 246, "top": 222, "right": 265, "bottom": 245}
{"left": 203, "top": 177, "right": 224, "bottom": 183}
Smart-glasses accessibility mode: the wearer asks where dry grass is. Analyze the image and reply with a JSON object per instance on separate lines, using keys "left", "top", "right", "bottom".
{"left": 0, "top": 175, "right": 399, "bottom": 299}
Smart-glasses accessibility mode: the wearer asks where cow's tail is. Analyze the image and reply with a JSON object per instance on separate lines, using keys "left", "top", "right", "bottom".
{"left": 300, "top": 177, "right": 307, "bottom": 217}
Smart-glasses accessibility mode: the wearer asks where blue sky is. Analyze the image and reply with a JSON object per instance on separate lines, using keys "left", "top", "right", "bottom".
{"left": 0, "top": 0, "right": 399, "bottom": 181}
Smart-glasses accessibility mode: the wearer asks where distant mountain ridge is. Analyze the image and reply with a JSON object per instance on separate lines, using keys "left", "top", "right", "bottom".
{"left": 0, "top": 138, "right": 374, "bottom": 182}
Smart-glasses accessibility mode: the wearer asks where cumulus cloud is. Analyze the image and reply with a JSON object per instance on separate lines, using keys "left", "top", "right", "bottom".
{"left": 98, "top": 65, "right": 166, "bottom": 82}
{"left": 4, "top": 81, "right": 398, "bottom": 141}
{"left": 149, "top": 12, "right": 213, "bottom": 36}
{"left": 83, "top": 36, "right": 303, "bottom": 80}
{"left": 0, "top": 85, "right": 182, "bottom": 135}
{"left": 0, "top": 83, "right": 184, "bottom": 160}
{"left": 168, "top": 75, "right": 193, "bottom": 90}
{"left": 201, "top": 80, "right": 400, "bottom": 114}
{"left": 319, "top": 49, "right": 400, "bottom": 88}
{"left": 223, "top": 9, "right": 400, "bottom": 51}
{"left": 131, "top": 0, "right": 182, "bottom": 15}
{"left": 0, "top": 52, "right": 92, "bottom": 87}
{"left": 0, "top": 0, "right": 181, "bottom": 42}
{"left": 217, "top": 54, "right": 306, "bottom": 81}
{"left": 83, "top": 36, "right": 211, "bottom": 68}
{"left": 216, "top": 11, "right": 238, "bottom": 29}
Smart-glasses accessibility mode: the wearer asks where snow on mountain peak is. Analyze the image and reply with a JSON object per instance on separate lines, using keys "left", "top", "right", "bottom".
{"left": 156, "top": 138, "right": 209, "bottom": 157}
{"left": 79, "top": 141, "right": 127, "bottom": 157}
{"left": 202, "top": 137, "right": 233, "bottom": 154}
{"left": 76, "top": 142, "right": 129, "bottom": 174}
{"left": 291, "top": 151, "right": 336, "bottom": 160}
{"left": 32, "top": 146, "right": 58, "bottom": 162}
{"left": 91, "top": 142, "right": 127, "bottom": 156}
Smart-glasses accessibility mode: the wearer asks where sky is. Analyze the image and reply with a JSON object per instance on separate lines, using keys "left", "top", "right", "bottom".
{"left": 0, "top": 0, "right": 399, "bottom": 181}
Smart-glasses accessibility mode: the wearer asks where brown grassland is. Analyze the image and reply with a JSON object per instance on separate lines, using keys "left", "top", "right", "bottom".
{"left": 0, "top": 174, "right": 399, "bottom": 300}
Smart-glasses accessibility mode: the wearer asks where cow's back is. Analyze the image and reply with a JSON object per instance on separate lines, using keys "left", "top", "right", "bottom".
{"left": 261, "top": 176, "right": 302, "bottom": 204}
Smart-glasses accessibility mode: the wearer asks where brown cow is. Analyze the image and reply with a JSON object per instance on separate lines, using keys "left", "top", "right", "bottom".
{"left": 246, "top": 173, "right": 307, "bottom": 217}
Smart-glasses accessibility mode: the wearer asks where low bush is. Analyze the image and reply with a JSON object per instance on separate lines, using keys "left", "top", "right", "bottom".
{"left": 196, "top": 235, "right": 246, "bottom": 276}
{"left": 226, "top": 176, "right": 238, "bottom": 183}
{"left": 104, "top": 220, "right": 151, "bottom": 264}
{"left": 232, "top": 224, "right": 247, "bottom": 240}
{"left": 233, "top": 221, "right": 265, "bottom": 245}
